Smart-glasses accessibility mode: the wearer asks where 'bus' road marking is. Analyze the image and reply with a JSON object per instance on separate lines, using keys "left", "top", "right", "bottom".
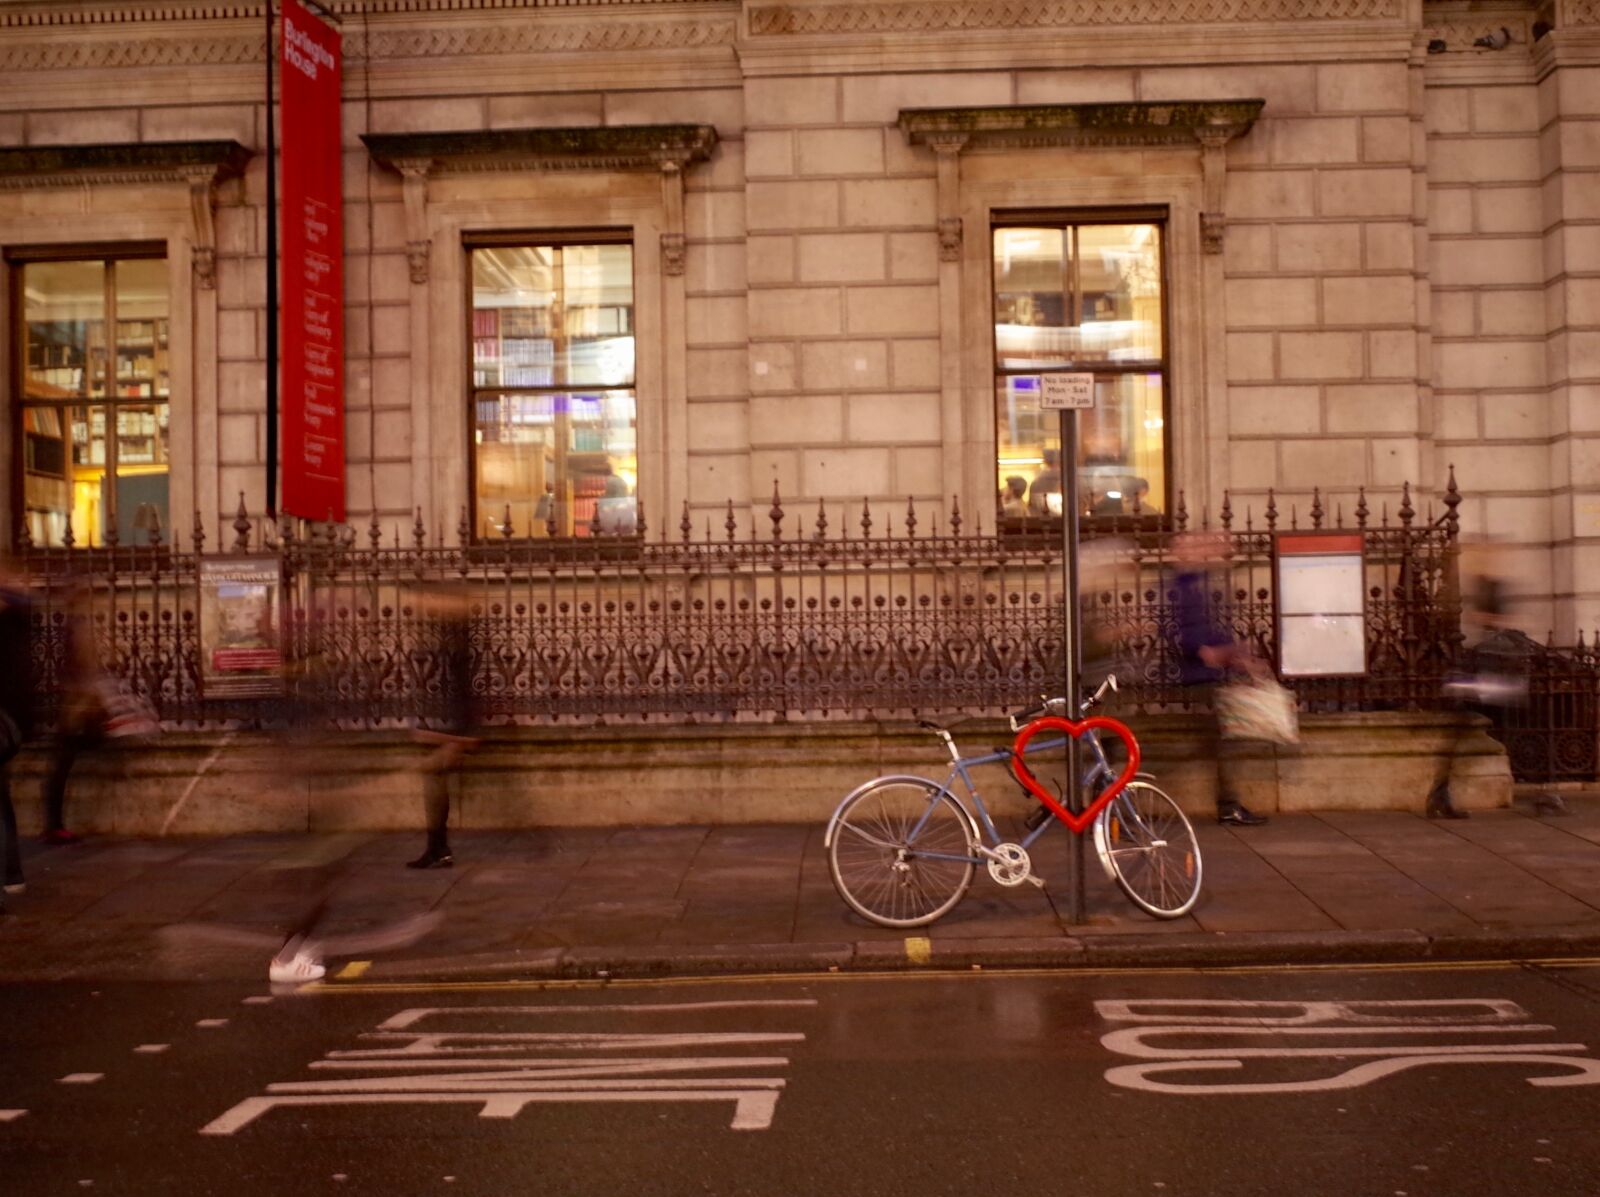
{"left": 134, "top": 1044, "right": 169, "bottom": 1054}
{"left": 197, "top": 1019, "right": 229, "bottom": 1029}
{"left": 203, "top": 1000, "right": 812, "bottom": 1135}
{"left": 1097, "top": 998, "right": 1600, "bottom": 1095}
{"left": 0, "top": 1110, "right": 27, "bottom": 1122}
{"left": 59, "top": 1074, "right": 103, "bottom": 1085}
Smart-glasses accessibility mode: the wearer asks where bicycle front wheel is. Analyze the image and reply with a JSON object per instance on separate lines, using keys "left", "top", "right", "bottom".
{"left": 827, "top": 778, "right": 977, "bottom": 928}
{"left": 1095, "top": 781, "right": 1203, "bottom": 918}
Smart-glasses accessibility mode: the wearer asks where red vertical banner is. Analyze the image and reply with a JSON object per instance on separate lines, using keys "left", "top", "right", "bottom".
{"left": 279, "top": 0, "right": 345, "bottom": 522}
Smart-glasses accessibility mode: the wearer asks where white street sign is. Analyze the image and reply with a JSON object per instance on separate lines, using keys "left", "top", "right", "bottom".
{"left": 1039, "top": 373, "right": 1095, "bottom": 410}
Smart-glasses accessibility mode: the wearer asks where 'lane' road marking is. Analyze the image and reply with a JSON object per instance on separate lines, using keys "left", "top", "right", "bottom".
{"left": 59, "top": 1074, "right": 103, "bottom": 1085}
{"left": 197, "top": 1019, "right": 229, "bottom": 1029}
{"left": 134, "top": 1044, "right": 169, "bottom": 1054}
{"left": 0, "top": 1110, "right": 27, "bottom": 1121}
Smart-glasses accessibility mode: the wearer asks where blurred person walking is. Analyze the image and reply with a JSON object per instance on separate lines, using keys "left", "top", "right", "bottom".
{"left": 407, "top": 585, "right": 480, "bottom": 870}
{"left": 1429, "top": 540, "right": 1521, "bottom": 819}
{"left": 0, "top": 568, "right": 36, "bottom": 905}
{"left": 40, "top": 585, "right": 102, "bottom": 845}
{"left": 1171, "top": 531, "right": 1270, "bottom": 827}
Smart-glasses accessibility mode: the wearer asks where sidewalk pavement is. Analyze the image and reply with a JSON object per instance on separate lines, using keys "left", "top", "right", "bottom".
{"left": 4, "top": 797, "right": 1600, "bottom": 984}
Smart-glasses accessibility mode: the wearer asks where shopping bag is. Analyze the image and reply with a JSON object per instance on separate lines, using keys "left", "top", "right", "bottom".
{"left": 94, "top": 679, "right": 160, "bottom": 739}
{"left": 1216, "top": 676, "right": 1300, "bottom": 745}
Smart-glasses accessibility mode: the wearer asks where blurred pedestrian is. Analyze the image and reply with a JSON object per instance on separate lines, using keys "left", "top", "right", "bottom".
{"left": 1430, "top": 540, "right": 1521, "bottom": 819}
{"left": 1171, "top": 530, "right": 1269, "bottom": 826}
{"left": 407, "top": 585, "right": 479, "bottom": 870}
{"left": 40, "top": 585, "right": 103, "bottom": 845}
{"left": 0, "top": 567, "right": 37, "bottom": 905}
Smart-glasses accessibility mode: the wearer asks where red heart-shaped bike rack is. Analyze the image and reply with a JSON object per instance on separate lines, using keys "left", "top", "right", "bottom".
{"left": 1009, "top": 716, "right": 1141, "bottom": 835}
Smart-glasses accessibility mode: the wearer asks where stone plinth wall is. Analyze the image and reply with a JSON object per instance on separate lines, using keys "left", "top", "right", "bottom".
{"left": 3, "top": 711, "right": 1510, "bottom": 836}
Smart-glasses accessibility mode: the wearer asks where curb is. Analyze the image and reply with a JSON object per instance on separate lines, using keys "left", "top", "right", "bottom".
{"left": 350, "top": 926, "right": 1600, "bottom": 985}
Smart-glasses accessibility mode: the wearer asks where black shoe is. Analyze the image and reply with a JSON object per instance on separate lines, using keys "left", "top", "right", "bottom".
{"left": 1426, "top": 785, "right": 1469, "bottom": 820}
{"left": 1217, "top": 802, "right": 1268, "bottom": 827}
{"left": 405, "top": 851, "right": 453, "bottom": 870}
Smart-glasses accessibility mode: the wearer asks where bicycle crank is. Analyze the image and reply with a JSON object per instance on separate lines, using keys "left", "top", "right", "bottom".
{"left": 982, "top": 842, "right": 1044, "bottom": 888}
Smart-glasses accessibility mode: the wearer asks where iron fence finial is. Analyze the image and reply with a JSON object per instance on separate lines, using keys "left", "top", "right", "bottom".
{"left": 63, "top": 508, "right": 75, "bottom": 549}
{"left": 636, "top": 496, "right": 647, "bottom": 540}
{"left": 1175, "top": 490, "right": 1188, "bottom": 532}
{"left": 1399, "top": 481, "right": 1414, "bottom": 528}
{"left": 17, "top": 520, "right": 30, "bottom": 551}
{"left": 725, "top": 499, "right": 737, "bottom": 544}
{"left": 1356, "top": 487, "right": 1369, "bottom": 529}
{"left": 771, "top": 480, "right": 784, "bottom": 543}
{"left": 814, "top": 498, "right": 828, "bottom": 542}
{"left": 680, "top": 500, "right": 692, "bottom": 545}
{"left": 145, "top": 508, "right": 162, "bottom": 548}
{"left": 459, "top": 507, "right": 470, "bottom": 547}
{"left": 1311, "top": 488, "right": 1324, "bottom": 529}
{"left": 369, "top": 511, "right": 382, "bottom": 550}
{"left": 1444, "top": 464, "right": 1461, "bottom": 538}
{"left": 1219, "top": 491, "right": 1232, "bottom": 531}
{"left": 950, "top": 494, "right": 962, "bottom": 536}
{"left": 1265, "top": 489, "right": 1278, "bottom": 531}
{"left": 860, "top": 499, "right": 872, "bottom": 539}
{"left": 413, "top": 509, "right": 426, "bottom": 550}
{"left": 232, "top": 494, "right": 251, "bottom": 553}
{"left": 905, "top": 497, "right": 917, "bottom": 537}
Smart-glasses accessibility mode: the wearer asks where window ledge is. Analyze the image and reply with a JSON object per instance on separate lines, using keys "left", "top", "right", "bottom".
{"left": 362, "top": 125, "right": 719, "bottom": 175}
{"left": 899, "top": 100, "right": 1264, "bottom": 150}
{"left": 0, "top": 140, "right": 250, "bottom": 189}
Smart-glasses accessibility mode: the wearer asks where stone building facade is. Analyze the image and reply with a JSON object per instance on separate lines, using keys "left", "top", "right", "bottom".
{"left": 1, "top": 0, "right": 1597, "bottom": 637}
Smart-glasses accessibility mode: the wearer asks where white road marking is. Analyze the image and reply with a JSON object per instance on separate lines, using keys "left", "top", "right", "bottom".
{"left": 0, "top": 1110, "right": 27, "bottom": 1122}
{"left": 134, "top": 1044, "right": 169, "bottom": 1054}
{"left": 1097, "top": 997, "right": 1600, "bottom": 1095}
{"left": 242, "top": 996, "right": 274, "bottom": 1006}
{"left": 378, "top": 1001, "right": 818, "bottom": 1031}
{"left": 202, "top": 1089, "right": 784, "bottom": 1135}
{"left": 59, "top": 1074, "right": 103, "bottom": 1085}
{"left": 197, "top": 1019, "right": 229, "bottom": 1029}
{"left": 204, "top": 1001, "right": 810, "bottom": 1135}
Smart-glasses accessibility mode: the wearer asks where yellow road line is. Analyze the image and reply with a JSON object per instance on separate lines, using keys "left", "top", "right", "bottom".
{"left": 335, "top": 961, "right": 372, "bottom": 980}
{"left": 904, "top": 937, "right": 932, "bottom": 966}
{"left": 308, "top": 955, "right": 1600, "bottom": 994}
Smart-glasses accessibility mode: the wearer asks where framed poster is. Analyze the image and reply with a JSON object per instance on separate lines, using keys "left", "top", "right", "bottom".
{"left": 1274, "top": 532, "right": 1367, "bottom": 678}
{"left": 199, "top": 557, "right": 284, "bottom": 697}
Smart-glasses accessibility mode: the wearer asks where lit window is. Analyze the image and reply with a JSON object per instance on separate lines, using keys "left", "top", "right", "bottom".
{"left": 468, "top": 239, "right": 636, "bottom": 540}
{"left": 993, "top": 219, "right": 1167, "bottom": 522}
{"left": 14, "top": 252, "right": 169, "bottom": 547}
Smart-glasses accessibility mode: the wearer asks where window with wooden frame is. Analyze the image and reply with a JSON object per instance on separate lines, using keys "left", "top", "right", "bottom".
{"left": 10, "top": 246, "right": 170, "bottom": 548}
{"left": 467, "top": 234, "right": 636, "bottom": 541}
{"left": 992, "top": 212, "right": 1169, "bottom": 525}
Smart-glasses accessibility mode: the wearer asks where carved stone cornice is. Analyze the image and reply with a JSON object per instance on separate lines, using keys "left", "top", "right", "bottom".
{"left": 749, "top": 0, "right": 1405, "bottom": 37}
{"left": 0, "top": 139, "right": 250, "bottom": 190}
{"left": 0, "top": 9, "right": 735, "bottom": 72}
{"left": 899, "top": 101, "right": 1265, "bottom": 152}
{"left": 363, "top": 125, "right": 719, "bottom": 175}
{"left": 0, "top": 0, "right": 708, "bottom": 28}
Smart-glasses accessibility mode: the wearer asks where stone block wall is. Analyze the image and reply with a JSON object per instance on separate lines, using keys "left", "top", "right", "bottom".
{"left": 0, "top": 0, "right": 1597, "bottom": 634}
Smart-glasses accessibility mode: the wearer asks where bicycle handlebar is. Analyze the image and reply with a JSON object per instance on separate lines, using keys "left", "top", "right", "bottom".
{"left": 1007, "top": 674, "right": 1118, "bottom": 731}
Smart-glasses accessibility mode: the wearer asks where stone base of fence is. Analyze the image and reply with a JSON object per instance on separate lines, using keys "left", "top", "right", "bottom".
{"left": 2, "top": 711, "right": 1510, "bottom": 836}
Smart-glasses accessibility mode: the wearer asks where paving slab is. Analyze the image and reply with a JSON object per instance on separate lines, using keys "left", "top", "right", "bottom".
{"left": 5, "top": 800, "right": 1600, "bottom": 982}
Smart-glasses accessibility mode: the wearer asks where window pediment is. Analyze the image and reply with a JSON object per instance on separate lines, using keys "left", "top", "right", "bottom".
{"left": 362, "top": 125, "right": 719, "bottom": 175}
{"left": 899, "top": 101, "right": 1264, "bottom": 151}
{"left": 0, "top": 140, "right": 250, "bottom": 190}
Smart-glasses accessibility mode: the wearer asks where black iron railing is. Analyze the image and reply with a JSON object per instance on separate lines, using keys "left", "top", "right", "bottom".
{"left": 17, "top": 473, "right": 1485, "bottom": 731}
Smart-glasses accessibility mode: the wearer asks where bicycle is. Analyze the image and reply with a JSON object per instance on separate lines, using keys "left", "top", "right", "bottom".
{"left": 824, "top": 675, "right": 1203, "bottom": 927}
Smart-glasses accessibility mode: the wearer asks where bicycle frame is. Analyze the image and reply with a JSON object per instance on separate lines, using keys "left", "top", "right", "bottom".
{"left": 881, "top": 728, "right": 1127, "bottom": 868}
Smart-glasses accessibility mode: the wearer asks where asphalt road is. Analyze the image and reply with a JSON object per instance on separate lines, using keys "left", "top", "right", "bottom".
{"left": 4, "top": 962, "right": 1600, "bottom": 1195}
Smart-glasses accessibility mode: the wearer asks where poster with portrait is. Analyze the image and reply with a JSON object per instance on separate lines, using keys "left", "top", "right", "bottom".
{"left": 199, "top": 557, "right": 284, "bottom": 697}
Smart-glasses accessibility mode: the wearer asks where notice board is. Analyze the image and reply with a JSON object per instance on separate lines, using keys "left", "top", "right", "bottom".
{"left": 1274, "top": 532, "right": 1367, "bottom": 678}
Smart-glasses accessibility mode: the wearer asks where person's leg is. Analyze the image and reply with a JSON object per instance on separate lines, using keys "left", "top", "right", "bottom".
{"left": 1206, "top": 683, "right": 1267, "bottom": 826}
{"left": 1427, "top": 701, "right": 1471, "bottom": 819}
{"left": 42, "top": 730, "right": 90, "bottom": 841}
{"left": 407, "top": 768, "right": 453, "bottom": 868}
{"left": 0, "top": 767, "right": 24, "bottom": 895}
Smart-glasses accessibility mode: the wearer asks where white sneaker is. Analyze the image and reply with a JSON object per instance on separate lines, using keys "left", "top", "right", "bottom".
{"left": 269, "top": 949, "right": 326, "bottom": 985}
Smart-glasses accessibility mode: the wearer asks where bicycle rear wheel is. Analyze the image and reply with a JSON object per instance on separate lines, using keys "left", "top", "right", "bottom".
{"left": 827, "top": 778, "right": 977, "bottom": 928}
{"left": 1095, "top": 780, "right": 1202, "bottom": 918}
